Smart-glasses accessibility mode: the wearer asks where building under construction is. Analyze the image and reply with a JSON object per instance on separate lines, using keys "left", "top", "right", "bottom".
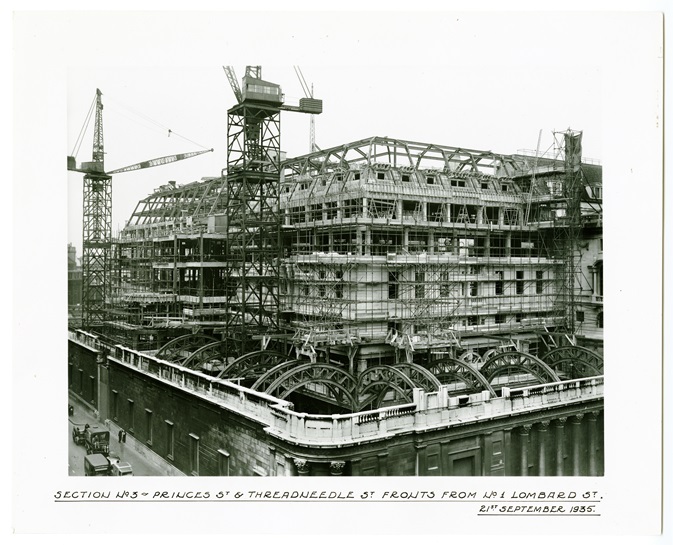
{"left": 68, "top": 68, "right": 603, "bottom": 477}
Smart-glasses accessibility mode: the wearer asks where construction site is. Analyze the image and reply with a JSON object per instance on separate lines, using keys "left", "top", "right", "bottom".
{"left": 68, "top": 66, "right": 604, "bottom": 477}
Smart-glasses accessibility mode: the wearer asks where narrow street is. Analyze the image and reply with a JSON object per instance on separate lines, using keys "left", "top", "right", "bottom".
{"left": 68, "top": 395, "right": 172, "bottom": 476}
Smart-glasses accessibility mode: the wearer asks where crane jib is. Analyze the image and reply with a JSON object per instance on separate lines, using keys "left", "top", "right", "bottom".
{"left": 105, "top": 149, "right": 213, "bottom": 175}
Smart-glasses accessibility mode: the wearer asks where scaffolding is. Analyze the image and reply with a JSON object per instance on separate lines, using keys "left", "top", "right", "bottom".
{"left": 103, "top": 131, "right": 602, "bottom": 406}
{"left": 279, "top": 135, "right": 598, "bottom": 368}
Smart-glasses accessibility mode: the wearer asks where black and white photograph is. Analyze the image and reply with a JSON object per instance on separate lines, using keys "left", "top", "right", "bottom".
{"left": 11, "top": 4, "right": 668, "bottom": 540}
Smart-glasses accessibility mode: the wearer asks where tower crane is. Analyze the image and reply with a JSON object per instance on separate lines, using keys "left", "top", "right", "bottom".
{"left": 68, "top": 88, "right": 213, "bottom": 328}
{"left": 220, "top": 66, "right": 322, "bottom": 356}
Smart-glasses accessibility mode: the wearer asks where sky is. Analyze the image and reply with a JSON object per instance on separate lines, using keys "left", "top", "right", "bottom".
{"left": 62, "top": 12, "right": 611, "bottom": 253}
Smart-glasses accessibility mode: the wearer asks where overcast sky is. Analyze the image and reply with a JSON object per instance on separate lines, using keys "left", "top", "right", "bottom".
{"left": 62, "top": 12, "right": 616, "bottom": 252}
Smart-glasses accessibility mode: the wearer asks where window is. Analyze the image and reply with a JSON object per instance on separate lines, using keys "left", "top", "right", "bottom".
{"left": 451, "top": 179, "right": 458, "bottom": 187}
{"left": 481, "top": 182, "right": 489, "bottom": 190}
{"left": 388, "top": 271, "right": 399, "bottom": 299}
{"left": 78, "top": 369, "right": 84, "bottom": 395}
{"left": 468, "top": 316, "right": 478, "bottom": 326}
{"left": 145, "top": 409, "right": 153, "bottom": 445}
{"left": 439, "top": 273, "right": 451, "bottom": 297}
{"left": 415, "top": 272, "right": 425, "bottom": 299}
{"left": 597, "top": 311, "right": 604, "bottom": 328}
{"left": 128, "top": 399, "right": 135, "bottom": 432}
{"left": 354, "top": 172, "right": 360, "bottom": 180}
{"left": 495, "top": 271, "right": 504, "bottom": 295}
{"left": 576, "top": 311, "right": 585, "bottom": 323}
{"left": 165, "top": 421, "right": 174, "bottom": 460}
{"left": 495, "top": 314, "right": 506, "bottom": 324}
{"left": 335, "top": 270, "right": 344, "bottom": 299}
{"left": 469, "top": 282, "right": 478, "bottom": 296}
{"left": 68, "top": 364, "right": 73, "bottom": 388}
{"left": 377, "top": 172, "right": 385, "bottom": 180}
{"left": 402, "top": 174, "right": 410, "bottom": 182}
{"left": 536, "top": 270, "right": 544, "bottom": 294}
{"left": 218, "top": 449, "right": 230, "bottom": 476}
{"left": 515, "top": 313, "right": 523, "bottom": 323}
{"left": 516, "top": 271, "right": 524, "bottom": 295}
{"left": 501, "top": 184, "right": 509, "bottom": 191}
{"left": 426, "top": 176, "right": 435, "bottom": 185}
{"left": 189, "top": 434, "right": 200, "bottom": 476}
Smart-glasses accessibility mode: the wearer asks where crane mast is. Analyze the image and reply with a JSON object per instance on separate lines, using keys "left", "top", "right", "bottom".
{"left": 81, "top": 88, "right": 112, "bottom": 326}
{"left": 223, "top": 66, "right": 322, "bottom": 355}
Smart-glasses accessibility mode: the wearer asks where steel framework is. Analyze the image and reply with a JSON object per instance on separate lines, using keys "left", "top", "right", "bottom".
{"left": 225, "top": 102, "right": 283, "bottom": 354}
{"left": 81, "top": 90, "right": 111, "bottom": 326}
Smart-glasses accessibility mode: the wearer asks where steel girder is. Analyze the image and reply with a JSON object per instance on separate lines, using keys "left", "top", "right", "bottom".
{"left": 225, "top": 103, "right": 282, "bottom": 354}
{"left": 480, "top": 351, "right": 560, "bottom": 385}
{"left": 216, "top": 350, "right": 289, "bottom": 380}
{"left": 542, "top": 346, "right": 603, "bottom": 379}
{"left": 252, "top": 359, "right": 443, "bottom": 412}
{"left": 281, "top": 136, "right": 521, "bottom": 179}
{"left": 356, "top": 364, "right": 442, "bottom": 412}
{"left": 262, "top": 362, "right": 358, "bottom": 409}
{"left": 425, "top": 358, "right": 497, "bottom": 397}
{"left": 155, "top": 334, "right": 220, "bottom": 363}
{"left": 180, "top": 338, "right": 239, "bottom": 373}
{"left": 251, "top": 360, "right": 304, "bottom": 392}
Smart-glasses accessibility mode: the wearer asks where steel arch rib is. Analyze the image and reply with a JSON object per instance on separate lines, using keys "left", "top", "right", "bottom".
{"left": 263, "top": 362, "right": 358, "bottom": 410}
{"left": 393, "top": 363, "right": 443, "bottom": 391}
{"left": 181, "top": 338, "right": 237, "bottom": 370}
{"left": 543, "top": 346, "right": 603, "bottom": 377}
{"left": 358, "top": 382, "right": 414, "bottom": 412}
{"left": 250, "top": 360, "right": 303, "bottom": 392}
{"left": 356, "top": 365, "right": 439, "bottom": 412}
{"left": 155, "top": 334, "right": 219, "bottom": 362}
{"left": 425, "top": 358, "right": 496, "bottom": 397}
{"left": 374, "top": 383, "right": 413, "bottom": 409}
{"left": 480, "top": 351, "right": 560, "bottom": 384}
{"left": 216, "top": 350, "right": 289, "bottom": 379}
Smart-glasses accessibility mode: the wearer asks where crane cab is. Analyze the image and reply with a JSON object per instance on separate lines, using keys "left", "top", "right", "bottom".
{"left": 241, "top": 75, "right": 283, "bottom": 105}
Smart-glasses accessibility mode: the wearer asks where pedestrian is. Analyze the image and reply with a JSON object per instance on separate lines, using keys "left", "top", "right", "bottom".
{"left": 118, "top": 429, "right": 123, "bottom": 443}
{"left": 122, "top": 431, "right": 127, "bottom": 443}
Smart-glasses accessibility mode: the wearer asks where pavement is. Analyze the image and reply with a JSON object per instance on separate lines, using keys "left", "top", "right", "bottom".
{"left": 68, "top": 393, "right": 179, "bottom": 476}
